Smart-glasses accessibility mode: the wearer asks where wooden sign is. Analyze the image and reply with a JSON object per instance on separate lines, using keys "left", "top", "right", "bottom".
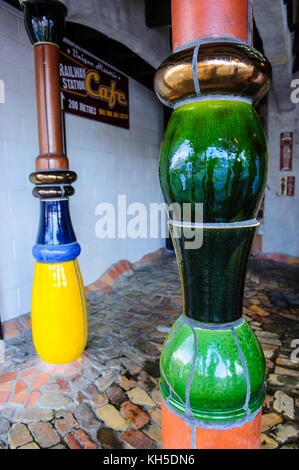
{"left": 59, "top": 42, "right": 129, "bottom": 129}
{"left": 280, "top": 132, "right": 293, "bottom": 171}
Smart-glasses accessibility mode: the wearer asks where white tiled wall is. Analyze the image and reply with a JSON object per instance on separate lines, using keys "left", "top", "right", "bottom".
{"left": 0, "top": 2, "right": 164, "bottom": 321}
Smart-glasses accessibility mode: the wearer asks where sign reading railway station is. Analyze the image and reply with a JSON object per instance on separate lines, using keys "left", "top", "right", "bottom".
{"left": 59, "top": 42, "right": 129, "bottom": 129}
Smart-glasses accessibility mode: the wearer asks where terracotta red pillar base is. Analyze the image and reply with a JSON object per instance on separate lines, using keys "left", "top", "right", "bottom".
{"left": 161, "top": 401, "right": 262, "bottom": 450}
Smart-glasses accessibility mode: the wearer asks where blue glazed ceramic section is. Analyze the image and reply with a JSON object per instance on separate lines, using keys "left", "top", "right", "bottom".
{"left": 36, "top": 200, "right": 76, "bottom": 246}
{"left": 32, "top": 242, "right": 81, "bottom": 263}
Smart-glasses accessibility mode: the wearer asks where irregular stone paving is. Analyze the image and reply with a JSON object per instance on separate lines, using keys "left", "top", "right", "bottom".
{"left": 0, "top": 249, "right": 298, "bottom": 449}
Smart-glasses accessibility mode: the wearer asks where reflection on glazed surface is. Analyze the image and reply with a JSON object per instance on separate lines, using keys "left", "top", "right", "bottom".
{"left": 159, "top": 100, "right": 268, "bottom": 223}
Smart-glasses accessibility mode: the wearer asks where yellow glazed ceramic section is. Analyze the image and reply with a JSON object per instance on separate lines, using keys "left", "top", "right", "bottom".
{"left": 31, "top": 260, "right": 88, "bottom": 364}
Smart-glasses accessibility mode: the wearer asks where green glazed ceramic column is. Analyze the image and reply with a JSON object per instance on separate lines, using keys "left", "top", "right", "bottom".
{"left": 154, "top": 0, "right": 271, "bottom": 449}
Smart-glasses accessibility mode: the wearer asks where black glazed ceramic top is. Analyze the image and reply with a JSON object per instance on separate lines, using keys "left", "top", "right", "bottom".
{"left": 21, "top": 0, "right": 67, "bottom": 45}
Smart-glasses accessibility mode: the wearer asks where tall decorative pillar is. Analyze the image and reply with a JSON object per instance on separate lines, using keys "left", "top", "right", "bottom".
{"left": 154, "top": 0, "right": 271, "bottom": 448}
{"left": 21, "top": 0, "right": 87, "bottom": 364}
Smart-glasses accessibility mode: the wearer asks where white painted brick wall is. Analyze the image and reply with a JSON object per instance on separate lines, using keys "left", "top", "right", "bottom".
{"left": 0, "top": 2, "right": 164, "bottom": 321}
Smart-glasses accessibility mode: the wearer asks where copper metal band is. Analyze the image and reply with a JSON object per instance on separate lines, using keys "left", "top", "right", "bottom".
{"left": 30, "top": 170, "right": 77, "bottom": 185}
{"left": 154, "top": 43, "right": 271, "bottom": 107}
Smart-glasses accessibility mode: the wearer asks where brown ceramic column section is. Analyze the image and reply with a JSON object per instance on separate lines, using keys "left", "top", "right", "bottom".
{"left": 34, "top": 43, "right": 68, "bottom": 170}
{"left": 171, "top": 0, "right": 252, "bottom": 51}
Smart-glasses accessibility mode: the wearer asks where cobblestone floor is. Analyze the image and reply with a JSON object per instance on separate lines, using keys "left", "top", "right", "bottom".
{"left": 0, "top": 250, "right": 298, "bottom": 449}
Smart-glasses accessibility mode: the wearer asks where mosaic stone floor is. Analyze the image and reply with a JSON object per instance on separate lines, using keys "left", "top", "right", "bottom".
{"left": 0, "top": 249, "right": 298, "bottom": 449}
